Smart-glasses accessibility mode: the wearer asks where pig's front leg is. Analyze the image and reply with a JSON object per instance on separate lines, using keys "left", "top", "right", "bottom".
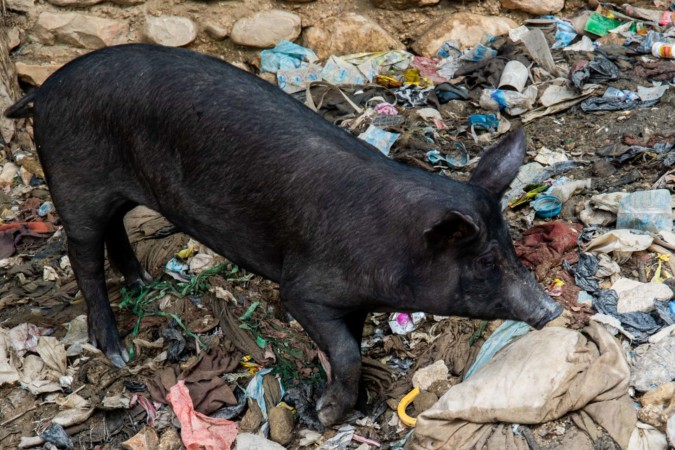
{"left": 282, "top": 298, "right": 366, "bottom": 426}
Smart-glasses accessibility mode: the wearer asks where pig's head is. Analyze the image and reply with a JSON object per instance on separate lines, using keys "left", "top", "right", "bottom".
{"left": 413, "top": 129, "right": 563, "bottom": 328}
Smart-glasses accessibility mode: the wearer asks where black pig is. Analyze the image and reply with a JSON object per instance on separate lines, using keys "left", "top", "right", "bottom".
{"left": 5, "top": 44, "right": 562, "bottom": 426}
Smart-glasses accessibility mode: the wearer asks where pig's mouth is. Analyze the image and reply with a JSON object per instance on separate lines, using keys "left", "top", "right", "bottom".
{"left": 531, "top": 302, "right": 564, "bottom": 330}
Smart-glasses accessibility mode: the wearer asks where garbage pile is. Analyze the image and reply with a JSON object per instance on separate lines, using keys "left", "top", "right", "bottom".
{"left": 1, "top": 2, "right": 675, "bottom": 449}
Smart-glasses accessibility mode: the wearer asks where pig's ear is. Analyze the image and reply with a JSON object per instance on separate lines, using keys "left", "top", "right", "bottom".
{"left": 469, "top": 128, "right": 526, "bottom": 198}
{"left": 424, "top": 211, "right": 480, "bottom": 248}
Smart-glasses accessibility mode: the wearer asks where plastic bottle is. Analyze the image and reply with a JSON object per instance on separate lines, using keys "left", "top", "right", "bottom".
{"left": 652, "top": 42, "right": 674, "bottom": 59}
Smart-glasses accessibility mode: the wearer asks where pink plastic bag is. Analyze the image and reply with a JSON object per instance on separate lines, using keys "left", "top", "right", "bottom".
{"left": 167, "top": 380, "right": 238, "bottom": 450}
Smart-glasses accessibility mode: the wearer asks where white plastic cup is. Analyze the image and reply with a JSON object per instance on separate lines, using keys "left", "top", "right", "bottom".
{"left": 498, "top": 60, "right": 529, "bottom": 92}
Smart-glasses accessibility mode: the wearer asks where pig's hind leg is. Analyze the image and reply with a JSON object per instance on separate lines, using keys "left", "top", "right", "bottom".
{"left": 59, "top": 201, "right": 131, "bottom": 368}
{"left": 104, "top": 205, "right": 153, "bottom": 290}
{"left": 282, "top": 295, "right": 366, "bottom": 426}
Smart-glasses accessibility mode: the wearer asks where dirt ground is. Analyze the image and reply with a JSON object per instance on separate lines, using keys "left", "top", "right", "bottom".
{"left": 1, "top": 0, "right": 675, "bottom": 449}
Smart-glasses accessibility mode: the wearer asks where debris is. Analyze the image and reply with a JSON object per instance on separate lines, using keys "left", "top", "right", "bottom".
{"left": 234, "top": 433, "right": 286, "bottom": 450}
{"left": 464, "top": 320, "right": 531, "bottom": 379}
{"left": 413, "top": 323, "right": 636, "bottom": 449}
{"left": 398, "top": 388, "right": 419, "bottom": 427}
{"left": 412, "top": 360, "right": 449, "bottom": 391}
{"left": 39, "top": 423, "right": 73, "bottom": 450}
{"left": 533, "top": 195, "right": 562, "bottom": 218}
{"left": 612, "top": 278, "right": 673, "bottom": 314}
{"left": 631, "top": 335, "right": 675, "bottom": 392}
{"left": 260, "top": 40, "right": 318, "bottom": 74}
{"left": 318, "top": 424, "right": 355, "bottom": 449}
{"left": 268, "top": 406, "right": 294, "bottom": 446}
{"left": 616, "top": 190, "right": 673, "bottom": 233}
{"left": 121, "top": 426, "right": 159, "bottom": 450}
{"left": 167, "top": 380, "right": 238, "bottom": 450}
{"left": 389, "top": 312, "right": 426, "bottom": 335}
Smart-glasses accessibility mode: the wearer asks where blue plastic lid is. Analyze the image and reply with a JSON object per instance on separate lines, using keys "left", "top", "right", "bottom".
{"left": 533, "top": 195, "right": 562, "bottom": 218}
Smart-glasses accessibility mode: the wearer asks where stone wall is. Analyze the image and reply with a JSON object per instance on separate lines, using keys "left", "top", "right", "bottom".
{"left": 2, "top": 0, "right": 556, "bottom": 90}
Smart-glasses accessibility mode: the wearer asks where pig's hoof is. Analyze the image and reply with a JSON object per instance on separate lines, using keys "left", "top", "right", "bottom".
{"left": 127, "top": 270, "right": 153, "bottom": 290}
{"left": 316, "top": 393, "right": 350, "bottom": 426}
{"left": 141, "top": 269, "right": 153, "bottom": 284}
{"left": 108, "top": 353, "right": 127, "bottom": 369}
{"left": 101, "top": 342, "right": 129, "bottom": 368}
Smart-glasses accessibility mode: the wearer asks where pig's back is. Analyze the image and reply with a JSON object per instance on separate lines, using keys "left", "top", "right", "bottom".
{"left": 31, "top": 44, "right": 454, "bottom": 280}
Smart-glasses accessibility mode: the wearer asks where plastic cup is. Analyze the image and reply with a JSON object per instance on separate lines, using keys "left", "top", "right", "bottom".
{"left": 498, "top": 60, "right": 529, "bottom": 92}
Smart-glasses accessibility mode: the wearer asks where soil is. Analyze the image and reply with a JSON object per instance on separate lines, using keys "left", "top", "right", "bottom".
{"left": 1, "top": 0, "right": 675, "bottom": 449}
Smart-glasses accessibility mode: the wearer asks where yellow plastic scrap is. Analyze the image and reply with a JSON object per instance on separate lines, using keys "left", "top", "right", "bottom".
{"left": 277, "top": 401, "right": 297, "bottom": 414}
{"left": 397, "top": 387, "right": 420, "bottom": 427}
{"left": 375, "top": 75, "right": 402, "bottom": 88}
{"left": 652, "top": 254, "right": 671, "bottom": 282}
{"left": 403, "top": 68, "right": 433, "bottom": 87}
{"left": 176, "top": 245, "right": 195, "bottom": 259}
{"left": 240, "top": 355, "right": 262, "bottom": 374}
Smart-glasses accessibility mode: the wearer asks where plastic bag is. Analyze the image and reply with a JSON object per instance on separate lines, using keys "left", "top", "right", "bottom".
{"left": 616, "top": 190, "right": 673, "bottom": 233}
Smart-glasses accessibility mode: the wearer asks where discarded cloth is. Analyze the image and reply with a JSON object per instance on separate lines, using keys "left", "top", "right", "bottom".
{"left": 412, "top": 323, "right": 636, "bottom": 450}
{"left": 146, "top": 346, "right": 240, "bottom": 415}
{"left": 515, "top": 222, "right": 581, "bottom": 281}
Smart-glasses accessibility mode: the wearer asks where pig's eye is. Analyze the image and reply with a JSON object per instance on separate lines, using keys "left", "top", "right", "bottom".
{"left": 476, "top": 254, "right": 496, "bottom": 270}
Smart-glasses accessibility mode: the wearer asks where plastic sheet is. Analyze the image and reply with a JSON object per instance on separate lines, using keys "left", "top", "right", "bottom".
{"left": 593, "top": 290, "right": 663, "bottom": 343}
{"left": 631, "top": 336, "right": 675, "bottom": 392}
{"left": 358, "top": 125, "right": 400, "bottom": 156}
{"left": 463, "top": 320, "right": 531, "bottom": 380}
{"left": 260, "top": 40, "right": 318, "bottom": 74}
{"left": 616, "top": 190, "right": 673, "bottom": 233}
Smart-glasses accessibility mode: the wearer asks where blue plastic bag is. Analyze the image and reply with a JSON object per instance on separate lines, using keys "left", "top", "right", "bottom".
{"left": 260, "top": 40, "right": 318, "bottom": 74}
{"left": 552, "top": 19, "right": 578, "bottom": 49}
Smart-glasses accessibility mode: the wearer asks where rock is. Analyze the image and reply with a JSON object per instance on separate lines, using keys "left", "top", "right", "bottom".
{"left": 372, "top": 0, "right": 440, "bottom": 9}
{"left": 111, "top": 0, "right": 146, "bottom": 4}
{"left": 121, "top": 426, "right": 159, "bottom": 450}
{"left": 412, "top": 360, "right": 449, "bottom": 391}
{"left": 8, "top": 28, "right": 21, "bottom": 50}
{"left": 412, "top": 391, "right": 438, "bottom": 413}
{"left": 268, "top": 406, "right": 294, "bottom": 445}
{"left": 204, "top": 20, "right": 231, "bottom": 41}
{"left": 612, "top": 278, "right": 673, "bottom": 314}
{"left": 235, "top": 433, "right": 286, "bottom": 450}
{"left": 501, "top": 0, "right": 563, "bottom": 15}
{"left": 144, "top": 16, "right": 197, "bottom": 47}
{"left": 412, "top": 13, "right": 517, "bottom": 57}
{"left": 640, "top": 382, "right": 675, "bottom": 408}
{"left": 303, "top": 13, "right": 405, "bottom": 59}
{"left": 638, "top": 404, "right": 670, "bottom": 429}
{"left": 592, "top": 159, "right": 616, "bottom": 178}
{"left": 6, "top": 0, "right": 34, "bottom": 13}
{"left": 34, "top": 12, "right": 129, "bottom": 49}
{"left": 46, "top": 0, "right": 104, "bottom": 7}
{"left": 158, "top": 427, "right": 182, "bottom": 450}
{"left": 259, "top": 73, "right": 277, "bottom": 85}
{"left": 668, "top": 415, "right": 675, "bottom": 447}
{"left": 240, "top": 399, "right": 263, "bottom": 432}
{"left": 231, "top": 10, "right": 301, "bottom": 48}
{"left": 15, "top": 62, "right": 62, "bottom": 86}
{"left": 597, "top": 33, "right": 626, "bottom": 46}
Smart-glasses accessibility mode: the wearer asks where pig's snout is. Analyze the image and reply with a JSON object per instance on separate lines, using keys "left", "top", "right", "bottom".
{"left": 530, "top": 298, "right": 564, "bottom": 329}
